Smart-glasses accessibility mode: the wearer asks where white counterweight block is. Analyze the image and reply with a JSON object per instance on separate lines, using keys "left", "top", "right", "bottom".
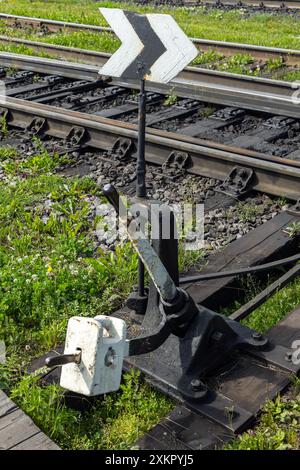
{"left": 60, "top": 315, "right": 127, "bottom": 396}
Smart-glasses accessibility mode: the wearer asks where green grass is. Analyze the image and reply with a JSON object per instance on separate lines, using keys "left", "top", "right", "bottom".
{"left": 265, "top": 56, "right": 284, "bottom": 72}
{"left": 1, "top": 1, "right": 300, "bottom": 49}
{"left": 218, "top": 53, "right": 259, "bottom": 75}
{"left": 4, "top": 368, "right": 172, "bottom": 449}
{"left": 0, "top": 21, "right": 120, "bottom": 55}
{"left": 1, "top": 0, "right": 300, "bottom": 70}
{"left": 281, "top": 70, "right": 300, "bottom": 81}
{"left": 0, "top": 42, "right": 56, "bottom": 58}
{"left": 1, "top": 2, "right": 300, "bottom": 79}
{"left": 0, "top": 139, "right": 69, "bottom": 176}
{"left": 242, "top": 273, "right": 300, "bottom": 333}
{"left": 0, "top": 140, "right": 174, "bottom": 448}
{"left": 191, "top": 50, "right": 224, "bottom": 66}
{"left": 0, "top": 143, "right": 135, "bottom": 353}
{"left": 230, "top": 200, "right": 270, "bottom": 223}
{"left": 225, "top": 378, "right": 300, "bottom": 450}
{"left": 39, "top": 30, "right": 120, "bottom": 52}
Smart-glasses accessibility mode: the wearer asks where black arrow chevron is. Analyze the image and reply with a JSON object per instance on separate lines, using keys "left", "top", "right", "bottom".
{"left": 122, "top": 11, "right": 167, "bottom": 80}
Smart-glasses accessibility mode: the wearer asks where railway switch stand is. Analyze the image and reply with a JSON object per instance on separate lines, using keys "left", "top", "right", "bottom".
{"left": 45, "top": 185, "right": 290, "bottom": 412}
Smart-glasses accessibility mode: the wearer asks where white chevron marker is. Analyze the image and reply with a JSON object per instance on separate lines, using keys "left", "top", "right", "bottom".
{"left": 99, "top": 8, "right": 144, "bottom": 79}
{"left": 99, "top": 8, "right": 198, "bottom": 84}
{"left": 146, "top": 14, "right": 197, "bottom": 84}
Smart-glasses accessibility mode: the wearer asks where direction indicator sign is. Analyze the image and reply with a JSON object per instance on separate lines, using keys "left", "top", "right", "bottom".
{"left": 98, "top": 7, "right": 198, "bottom": 296}
{"left": 99, "top": 8, "right": 198, "bottom": 83}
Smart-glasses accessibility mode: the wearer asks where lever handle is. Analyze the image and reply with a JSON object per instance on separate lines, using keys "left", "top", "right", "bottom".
{"left": 103, "top": 184, "right": 178, "bottom": 303}
{"left": 45, "top": 350, "right": 81, "bottom": 368}
{"left": 103, "top": 184, "right": 121, "bottom": 215}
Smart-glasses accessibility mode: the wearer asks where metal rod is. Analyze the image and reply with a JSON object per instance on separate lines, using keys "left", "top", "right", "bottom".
{"left": 180, "top": 253, "right": 300, "bottom": 284}
{"left": 138, "top": 258, "right": 145, "bottom": 297}
{"left": 45, "top": 350, "right": 82, "bottom": 368}
{"left": 230, "top": 264, "right": 300, "bottom": 322}
{"left": 136, "top": 79, "right": 147, "bottom": 198}
{"left": 136, "top": 79, "right": 147, "bottom": 296}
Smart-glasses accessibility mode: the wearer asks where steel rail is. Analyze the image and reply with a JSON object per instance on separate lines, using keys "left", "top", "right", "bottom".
{"left": 1, "top": 96, "right": 300, "bottom": 200}
{"left": 0, "top": 35, "right": 111, "bottom": 67}
{"left": 1, "top": 13, "right": 300, "bottom": 65}
{"left": 229, "top": 264, "right": 300, "bottom": 322}
{"left": 1, "top": 50, "right": 300, "bottom": 119}
{"left": 201, "top": 0, "right": 300, "bottom": 8}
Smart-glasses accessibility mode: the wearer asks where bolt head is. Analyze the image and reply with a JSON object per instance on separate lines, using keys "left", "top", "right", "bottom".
{"left": 285, "top": 351, "right": 293, "bottom": 362}
{"left": 252, "top": 332, "right": 263, "bottom": 341}
{"left": 212, "top": 331, "right": 224, "bottom": 342}
{"left": 190, "top": 378, "right": 204, "bottom": 392}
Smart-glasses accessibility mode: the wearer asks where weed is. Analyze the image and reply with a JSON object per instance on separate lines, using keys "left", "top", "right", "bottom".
{"left": 225, "top": 389, "right": 300, "bottom": 450}
{"left": 235, "top": 201, "right": 265, "bottom": 223}
{"left": 0, "top": 139, "right": 69, "bottom": 176}
{"left": 200, "top": 106, "right": 215, "bottom": 118}
{"left": 164, "top": 94, "right": 177, "bottom": 106}
{"left": 219, "top": 53, "right": 254, "bottom": 75}
{"left": 281, "top": 70, "right": 300, "bottom": 82}
{"left": 0, "top": 114, "right": 8, "bottom": 137}
{"left": 191, "top": 50, "right": 224, "bottom": 66}
{"left": 266, "top": 57, "right": 284, "bottom": 72}
{"left": 0, "top": 146, "right": 18, "bottom": 161}
{"left": 10, "top": 374, "right": 79, "bottom": 441}
{"left": 284, "top": 221, "right": 300, "bottom": 238}
{"left": 179, "top": 244, "right": 205, "bottom": 272}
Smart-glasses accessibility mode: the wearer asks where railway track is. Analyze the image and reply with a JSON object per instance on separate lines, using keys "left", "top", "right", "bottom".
{"left": 1, "top": 53, "right": 300, "bottom": 198}
{"left": 1, "top": 50, "right": 300, "bottom": 120}
{"left": 197, "top": 0, "right": 300, "bottom": 9}
{"left": 137, "top": 0, "right": 300, "bottom": 10}
{"left": 1, "top": 52, "right": 300, "bottom": 450}
{"left": 2, "top": 13, "right": 300, "bottom": 66}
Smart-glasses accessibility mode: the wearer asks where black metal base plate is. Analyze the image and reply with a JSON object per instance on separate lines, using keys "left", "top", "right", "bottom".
{"left": 124, "top": 304, "right": 300, "bottom": 449}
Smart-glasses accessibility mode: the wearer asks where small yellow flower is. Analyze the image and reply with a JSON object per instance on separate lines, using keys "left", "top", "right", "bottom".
{"left": 47, "top": 265, "right": 53, "bottom": 273}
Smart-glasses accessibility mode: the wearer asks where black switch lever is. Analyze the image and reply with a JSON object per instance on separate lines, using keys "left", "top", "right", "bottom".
{"left": 103, "top": 183, "right": 122, "bottom": 215}
{"left": 103, "top": 184, "right": 198, "bottom": 336}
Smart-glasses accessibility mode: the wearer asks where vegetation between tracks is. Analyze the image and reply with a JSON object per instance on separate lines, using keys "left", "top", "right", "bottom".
{"left": 1, "top": 1, "right": 300, "bottom": 49}
{"left": 1, "top": 1, "right": 300, "bottom": 79}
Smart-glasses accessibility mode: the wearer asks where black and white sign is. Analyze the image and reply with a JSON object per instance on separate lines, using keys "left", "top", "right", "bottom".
{"left": 99, "top": 8, "right": 198, "bottom": 83}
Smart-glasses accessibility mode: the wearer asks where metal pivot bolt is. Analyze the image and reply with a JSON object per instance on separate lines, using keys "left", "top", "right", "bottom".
{"left": 252, "top": 332, "right": 264, "bottom": 341}
{"left": 189, "top": 378, "right": 208, "bottom": 400}
{"left": 190, "top": 378, "right": 205, "bottom": 392}
{"left": 105, "top": 347, "right": 116, "bottom": 367}
{"left": 285, "top": 351, "right": 293, "bottom": 362}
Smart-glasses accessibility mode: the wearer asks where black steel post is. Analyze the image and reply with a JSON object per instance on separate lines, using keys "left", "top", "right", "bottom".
{"left": 137, "top": 78, "right": 147, "bottom": 297}
{"left": 136, "top": 79, "right": 147, "bottom": 198}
